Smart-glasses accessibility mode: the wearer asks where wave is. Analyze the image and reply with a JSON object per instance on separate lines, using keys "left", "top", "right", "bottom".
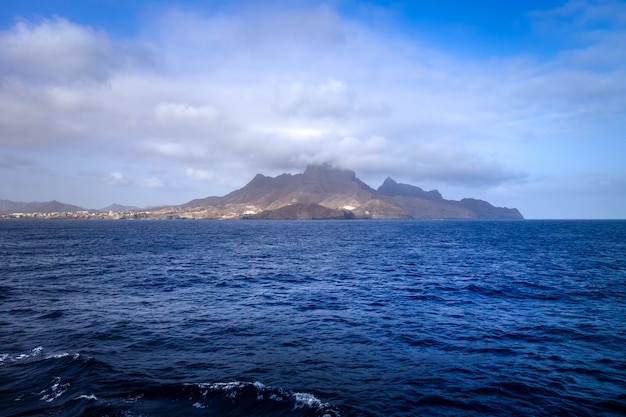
{"left": 0, "top": 347, "right": 343, "bottom": 417}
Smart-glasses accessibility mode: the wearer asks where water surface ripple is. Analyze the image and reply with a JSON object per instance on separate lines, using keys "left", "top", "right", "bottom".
{"left": 1, "top": 220, "right": 625, "bottom": 416}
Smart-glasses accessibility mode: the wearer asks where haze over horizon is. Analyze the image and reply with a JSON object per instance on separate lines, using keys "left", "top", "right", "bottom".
{"left": 1, "top": 0, "right": 625, "bottom": 219}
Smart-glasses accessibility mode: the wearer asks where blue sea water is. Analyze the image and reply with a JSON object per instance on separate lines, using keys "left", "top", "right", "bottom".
{"left": 1, "top": 219, "right": 625, "bottom": 417}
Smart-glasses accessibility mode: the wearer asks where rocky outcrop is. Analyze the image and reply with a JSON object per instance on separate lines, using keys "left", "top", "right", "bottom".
{"left": 377, "top": 177, "right": 443, "bottom": 201}
{"left": 243, "top": 203, "right": 355, "bottom": 220}
{"left": 453, "top": 198, "right": 523, "bottom": 220}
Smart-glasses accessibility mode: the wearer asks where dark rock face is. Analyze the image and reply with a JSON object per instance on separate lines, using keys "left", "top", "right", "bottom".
{"left": 454, "top": 198, "right": 524, "bottom": 220}
{"left": 222, "top": 165, "right": 374, "bottom": 207}
{"left": 377, "top": 177, "right": 443, "bottom": 201}
{"left": 243, "top": 203, "right": 355, "bottom": 220}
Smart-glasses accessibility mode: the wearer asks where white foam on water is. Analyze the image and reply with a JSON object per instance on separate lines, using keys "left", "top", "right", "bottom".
{"left": 289, "top": 390, "right": 342, "bottom": 416}
{"left": 39, "top": 377, "right": 70, "bottom": 402}
{"left": 13, "top": 346, "right": 44, "bottom": 362}
{"left": 2, "top": 346, "right": 75, "bottom": 366}
{"left": 197, "top": 381, "right": 255, "bottom": 401}
{"left": 201, "top": 381, "right": 249, "bottom": 391}
{"left": 292, "top": 392, "right": 326, "bottom": 410}
{"left": 123, "top": 393, "right": 144, "bottom": 404}
{"left": 1, "top": 347, "right": 82, "bottom": 366}
{"left": 46, "top": 352, "right": 70, "bottom": 359}
{"left": 269, "top": 393, "right": 285, "bottom": 401}
{"left": 75, "top": 394, "right": 98, "bottom": 401}
{"left": 191, "top": 381, "right": 341, "bottom": 416}
{"left": 252, "top": 381, "right": 265, "bottom": 390}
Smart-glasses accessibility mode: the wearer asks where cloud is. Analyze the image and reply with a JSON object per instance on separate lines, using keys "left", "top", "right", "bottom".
{"left": 531, "top": 0, "right": 626, "bottom": 32}
{"left": 143, "top": 142, "right": 208, "bottom": 162}
{"left": 0, "top": 16, "right": 156, "bottom": 84}
{"left": 0, "top": 81, "right": 82, "bottom": 147}
{"left": 0, "top": 18, "right": 156, "bottom": 148}
{"left": 274, "top": 78, "right": 355, "bottom": 119}
{"left": 303, "top": 135, "right": 394, "bottom": 172}
{"left": 186, "top": 167, "right": 215, "bottom": 181}
{"left": 152, "top": 4, "right": 346, "bottom": 72}
{"left": 154, "top": 102, "right": 218, "bottom": 123}
{"left": 104, "top": 172, "right": 129, "bottom": 186}
{"left": 355, "top": 101, "right": 391, "bottom": 118}
{"left": 142, "top": 176, "right": 165, "bottom": 189}
{"left": 0, "top": 17, "right": 117, "bottom": 84}
{"left": 1, "top": 1, "right": 625, "bottom": 212}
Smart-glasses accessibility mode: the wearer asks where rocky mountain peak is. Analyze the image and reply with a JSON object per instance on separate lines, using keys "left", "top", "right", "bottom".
{"left": 377, "top": 177, "right": 442, "bottom": 201}
{"left": 303, "top": 164, "right": 356, "bottom": 180}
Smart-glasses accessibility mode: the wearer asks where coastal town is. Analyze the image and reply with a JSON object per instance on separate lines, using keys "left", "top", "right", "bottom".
{"left": 0, "top": 210, "right": 160, "bottom": 220}
{"left": 0, "top": 205, "right": 266, "bottom": 220}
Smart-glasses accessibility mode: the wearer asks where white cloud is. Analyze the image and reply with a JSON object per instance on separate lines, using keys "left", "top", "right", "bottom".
{"left": 0, "top": 16, "right": 155, "bottom": 84}
{"left": 142, "top": 177, "right": 165, "bottom": 189}
{"left": 274, "top": 78, "right": 355, "bottom": 119}
{"left": 186, "top": 167, "right": 214, "bottom": 181}
{"left": 0, "top": 17, "right": 116, "bottom": 84}
{"left": 154, "top": 102, "right": 218, "bottom": 124}
{"left": 104, "top": 171, "right": 128, "bottom": 186}
{"left": 307, "top": 135, "right": 394, "bottom": 172}
{"left": 0, "top": 18, "right": 156, "bottom": 148}
{"left": 143, "top": 142, "right": 208, "bottom": 162}
{"left": 355, "top": 101, "right": 391, "bottom": 118}
{"left": 0, "top": 80, "right": 83, "bottom": 147}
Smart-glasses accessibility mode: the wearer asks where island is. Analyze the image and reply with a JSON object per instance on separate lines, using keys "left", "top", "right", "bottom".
{"left": 0, "top": 165, "right": 523, "bottom": 220}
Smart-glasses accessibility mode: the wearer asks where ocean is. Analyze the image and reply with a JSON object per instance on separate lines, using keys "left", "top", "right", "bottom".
{"left": 1, "top": 219, "right": 625, "bottom": 417}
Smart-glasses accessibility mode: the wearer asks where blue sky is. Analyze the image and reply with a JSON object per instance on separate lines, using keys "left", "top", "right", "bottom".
{"left": 1, "top": 0, "right": 625, "bottom": 218}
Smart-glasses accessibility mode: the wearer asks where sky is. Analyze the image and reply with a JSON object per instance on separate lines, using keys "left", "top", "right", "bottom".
{"left": 1, "top": 0, "right": 625, "bottom": 219}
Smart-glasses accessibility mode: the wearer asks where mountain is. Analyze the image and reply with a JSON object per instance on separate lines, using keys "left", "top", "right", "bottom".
{"left": 375, "top": 177, "right": 522, "bottom": 219}
{"left": 177, "top": 165, "right": 523, "bottom": 220}
{"left": 0, "top": 199, "right": 86, "bottom": 214}
{"left": 185, "top": 164, "right": 375, "bottom": 210}
{"left": 244, "top": 203, "right": 355, "bottom": 220}
{"left": 1, "top": 165, "right": 523, "bottom": 220}
{"left": 0, "top": 199, "right": 28, "bottom": 214}
{"left": 100, "top": 203, "right": 141, "bottom": 212}
{"left": 377, "top": 177, "right": 443, "bottom": 201}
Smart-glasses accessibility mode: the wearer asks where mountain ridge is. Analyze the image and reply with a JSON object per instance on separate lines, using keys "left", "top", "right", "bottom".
{"left": 0, "top": 199, "right": 86, "bottom": 214}
{"left": 0, "top": 165, "right": 523, "bottom": 219}
{"left": 183, "top": 164, "right": 522, "bottom": 220}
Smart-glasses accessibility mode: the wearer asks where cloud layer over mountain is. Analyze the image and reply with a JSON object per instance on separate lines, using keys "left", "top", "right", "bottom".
{"left": 1, "top": 1, "right": 625, "bottom": 218}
